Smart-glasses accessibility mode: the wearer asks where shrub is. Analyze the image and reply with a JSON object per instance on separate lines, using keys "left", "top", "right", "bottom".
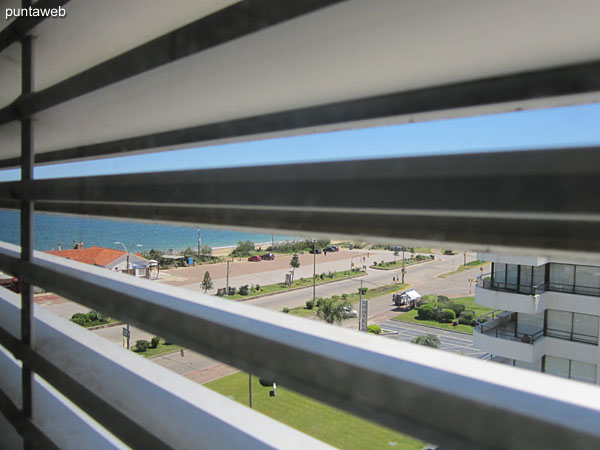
{"left": 135, "top": 340, "right": 149, "bottom": 352}
{"left": 459, "top": 310, "right": 477, "bottom": 326}
{"left": 306, "top": 300, "right": 314, "bottom": 310}
{"left": 417, "top": 294, "right": 437, "bottom": 308}
{"left": 440, "top": 309, "right": 456, "bottom": 323}
{"left": 216, "top": 288, "right": 226, "bottom": 296}
{"left": 150, "top": 336, "right": 160, "bottom": 348}
{"left": 327, "top": 271, "right": 334, "bottom": 278}
{"left": 446, "top": 302, "right": 466, "bottom": 317}
{"left": 437, "top": 295, "right": 450, "bottom": 304}
{"left": 341, "top": 294, "right": 348, "bottom": 299}
{"left": 255, "top": 284, "right": 260, "bottom": 291}
{"left": 411, "top": 334, "right": 441, "bottom": 348}
{"left": 239, "top": 285, "right": 249, "bottom": 295}
{"left": 416, "top": 254, "right": 428, "bottom": 261}
{"left": 299, "top": 277, "right": 305, "bottom": 283}
{"left": 418, "top": 303, "right": 439, "bottom": 320}
{"left": 227, "top": 286, "right": 237, "bottom": 296}
{"left": 430, "top": 254, "right": 435, "bottom": 260}
{"left": 282, "top": 307, "right": 289, "bottom": 313}
{"left": 320, "top": 272, "right": 325, "bottom": 280}
{"left": 358, "top": 287, "right": 368, "bottom": 295}
{"left": 367, "top": 325, "right": 382, "bottom": 334}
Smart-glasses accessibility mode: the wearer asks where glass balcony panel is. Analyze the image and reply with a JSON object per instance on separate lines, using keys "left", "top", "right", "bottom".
{"left": 573, "top": 313, "right": 599, "bottom": 345}
{"left": 545, "top": 356, "right": 570, "bottom": 379}
{"left": 571, "top": 360, "right": 597, "bottom": 384}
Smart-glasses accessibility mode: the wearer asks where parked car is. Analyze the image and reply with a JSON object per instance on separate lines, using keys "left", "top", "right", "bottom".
{"left": 343, "top": 306, "right": 358, "bottom": 318}
{"left": 309, "top": 248, "right": 322, "bottom": 254}
{"left": 261, "top": 253, "right": 275, "bottom": 260}
{"left": 325, "top": 246, "right": 339, "bottom": 252}
{"left": 248, "top": 255, "right": 262, "bottom": 262}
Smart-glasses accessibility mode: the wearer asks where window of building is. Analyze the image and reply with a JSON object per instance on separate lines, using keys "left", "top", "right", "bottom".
{"left": 546, "top": 310, "right": 599, "bottom": 345}
{"left": 544, "top": 356, "right": 571, "bottom": 379}
{"left": 544, "top": 356, "right": 597, "bottom": 384}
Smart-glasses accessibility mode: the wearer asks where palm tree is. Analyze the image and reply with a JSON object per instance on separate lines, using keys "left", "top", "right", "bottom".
{"left": 201, "top": 271, "right": 213, "bottom": 293}
{"left": 317, "top": 298, "right": 353, "bottom": 324}
{"left": 411, "top": 334, "right": 441, "bottom": 348}
{"left": 289, "top": 253, "right": 300, "bottom": 282}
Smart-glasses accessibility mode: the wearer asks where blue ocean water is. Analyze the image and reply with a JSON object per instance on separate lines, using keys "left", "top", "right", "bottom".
{"left": 0, "top": 210, "right": 299, "bottom": 252}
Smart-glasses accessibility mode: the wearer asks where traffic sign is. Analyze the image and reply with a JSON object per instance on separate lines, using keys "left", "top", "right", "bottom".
{"left": 359, "top": 299, "right": 368, "bottom": 332}
{"left": 122, "top": 327, "right": 130, "bottom": 338}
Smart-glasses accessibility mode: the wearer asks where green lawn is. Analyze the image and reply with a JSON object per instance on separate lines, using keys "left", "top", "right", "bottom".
{"left": 133, "top": 339, "right": 181, "bottom": 358}
{"left": 437, "top": 260, "right": 489, "bottom": 278}
{"left": 392, "top": 296, "right": 495, "bottom": 334}
{"left": 369, "top": 257, "right": 431, "bottom": 270}
{"left": 285, "top": 283, "right": 408, "bottom": 317}
{"left": 224, "top": 270, "right": 366, "bottom": 300}
{"left": 205, "top": 372, "right": 424, "bottom": 450}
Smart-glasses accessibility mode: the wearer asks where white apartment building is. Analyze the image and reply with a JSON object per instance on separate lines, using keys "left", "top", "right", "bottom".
{"left": 473, "top": 253, "right": 600, "bottom": 384}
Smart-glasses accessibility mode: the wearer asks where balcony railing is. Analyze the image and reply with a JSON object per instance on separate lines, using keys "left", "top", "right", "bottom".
{"left": 478, "top": 273, "right": 600, "bottom": 298}
{"left": 475, "top": 311, "right": 544, "bottom": 344}
{"left": 476, "top": 274, "right": 548, "bottom": 296}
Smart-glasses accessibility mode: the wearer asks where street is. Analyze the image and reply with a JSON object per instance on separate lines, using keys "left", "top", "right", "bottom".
{"left": 36, "top": 247, "right": 489, "bottom": 379}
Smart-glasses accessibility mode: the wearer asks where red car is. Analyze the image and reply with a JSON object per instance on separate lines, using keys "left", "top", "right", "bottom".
{"left": 248, "top": 255, "right": 262, "bottom": 262}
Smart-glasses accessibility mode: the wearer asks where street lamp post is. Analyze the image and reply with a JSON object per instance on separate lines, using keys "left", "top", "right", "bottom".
{"left": 115, "top": 241, "right": 142, "bottom": 349}
{"left": 115, "top": 242, "right": 130, "bottom": 349}
{"left": 313, "top": 240, "right": 316, "bottom": 304}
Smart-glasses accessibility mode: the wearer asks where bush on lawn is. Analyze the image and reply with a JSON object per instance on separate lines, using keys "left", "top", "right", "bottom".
{"left": 446, "top": 302, "right": 466, "bottom": 317}
{"left": 255, "top": 284, "right": 261, "bottom": 291}
{"left": 150, "top": 336, "right": 160, "bottom": 349}
{"left": 367, "top": 325, "right": 382, "bottom": 335}
{"left": 358, "top": 287, "right": 368, "bottom": 295}
{"left": 306, "top": 300, "right": 314, "bottom": 310}
{"left": 417, "top": 294, "right": 438, "bottom": 307}
{"left": 70, "top": 313, "right": 89, "bottom": 326}
{"left": 239, "top": 285, "right": 249, "bottom": 296}
{"left": 437, "top": 295, "right": 450, "bottom": 304}
{"left": 227, "top": 286, "right": 237, "bottom": 296}
{"left": 135, "top": 340, "right": 149, "bottom": 352}
{"left": 459, "top": 310, "right": 477, "bottom": 326}
{"left": 417, "top": 302, "right": 444, "bottom": 321}
{"left": 282, "top": 307, "right": 289, "bottom": 313}
{"left": 440, "top": 309, "right": 456, "bottom": 323}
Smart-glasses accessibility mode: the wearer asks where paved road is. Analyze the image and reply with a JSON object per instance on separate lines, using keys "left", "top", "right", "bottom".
{"left": 37, "top": 247, "right": 489, "bottom": 377}
{"left": 380, "top": 320, "right": 491, "bottom": 359}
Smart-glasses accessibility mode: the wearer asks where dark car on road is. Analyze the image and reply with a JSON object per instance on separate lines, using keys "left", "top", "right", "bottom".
{"left": 261, "top": 253, "right": 275, "bottom": 260}
{"left": 325, "top": 246, "right": 339, "bottom": 252}
{"left": 308, "top": 248, "right": 322, "bottom": 254}
{"left": 248, "top": 255, "right": 262, "bottom": 262}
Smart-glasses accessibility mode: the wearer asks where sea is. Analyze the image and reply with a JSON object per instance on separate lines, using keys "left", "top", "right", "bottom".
{"left": 0, "top": 210, "right": 300, "bottom": 252}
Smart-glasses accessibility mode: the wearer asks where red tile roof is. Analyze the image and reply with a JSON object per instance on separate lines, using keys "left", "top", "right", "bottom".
{"left": 45, "top": 246, "right": 143, "bottom": 267}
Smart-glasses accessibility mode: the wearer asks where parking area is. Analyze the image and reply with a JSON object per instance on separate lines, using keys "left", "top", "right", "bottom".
{"left": 380, "top": 320, "right": 490, "bottom": 359}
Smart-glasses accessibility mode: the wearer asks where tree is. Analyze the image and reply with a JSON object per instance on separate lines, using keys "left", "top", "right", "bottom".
{"left": 201, "top": 271, "right": 213, "bottom": 293}
{"left": 200, "top": 245, "right": 212, "bottom": 256}
{"left": 289, "top": 253, "right": 301, "bottom": 282}
{"left": 231, "top": 240, "right": 255, "bottom": 257}
{"left": 317, "top": 297, "right": 353, "bottom": 324}
{"left": 411, "top": 334, "right": 441, "bottom": 348}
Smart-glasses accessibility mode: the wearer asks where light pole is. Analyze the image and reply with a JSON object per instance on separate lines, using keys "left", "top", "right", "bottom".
{"left": 401, "top": 246, "right": 405, "bottom": 284}
{"left": 115, "top": 241, "right": 129, "bottom": 273}
{"left": 313, "top": 240, "right": 316, "bottom": 304}
{"left": 115, "top": 242, "right": 141, "bottom": 349}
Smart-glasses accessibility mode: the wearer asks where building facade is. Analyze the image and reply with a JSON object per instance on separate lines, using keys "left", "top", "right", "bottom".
{"left": 473, "top": 253, "right": 600, "bottom": 384}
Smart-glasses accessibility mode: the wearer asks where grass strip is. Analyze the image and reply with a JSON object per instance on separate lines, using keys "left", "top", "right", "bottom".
{"left": 205, "top": 372, "right": 424, "bottom": 450}
{"left": 437, "top": 260, "right": 488, "bottom": 278}
{"left": 224, "top": 269, "right": 366, "bottom": 300}
{"left": 392, "top": 296, "right": 495, "bottom": 334}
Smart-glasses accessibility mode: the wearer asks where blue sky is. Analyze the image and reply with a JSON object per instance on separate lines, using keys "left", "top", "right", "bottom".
{"left": 1, "top": 102, "right": 599, "bottom": 181}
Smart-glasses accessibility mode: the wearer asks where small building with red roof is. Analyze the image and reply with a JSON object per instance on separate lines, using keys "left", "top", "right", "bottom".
{"left": 46, "top": 245, "right": 150, "bottom": 278}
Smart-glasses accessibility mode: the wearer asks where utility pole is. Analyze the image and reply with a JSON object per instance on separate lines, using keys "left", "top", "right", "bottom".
{"left": 401, "top": 246, "right": 405, "bottom": 284}
{"left": 197, "top": 228, "right": 201, "bottom": 258}
{"left": 249, "top": 374, "right": 253, "bottom": 408}
{"left": 226, "top": 261, "right": 230, "bottom": 293}
{"left": 464, "top": 250, "right": 467, "bottom": 268}
{"left": 313, "top": 240, "right": 316, "bottom": 304}
{"left": 359, "top": 280, "right": 363, "bottom": 331}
